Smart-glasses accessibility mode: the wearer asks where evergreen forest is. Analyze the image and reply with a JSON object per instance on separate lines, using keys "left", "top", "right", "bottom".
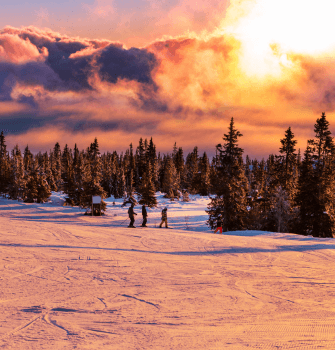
{"left": 0, "top": 112, "right": 334, "bottom": 238}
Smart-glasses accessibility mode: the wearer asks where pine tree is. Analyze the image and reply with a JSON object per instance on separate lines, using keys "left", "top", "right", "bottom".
{"left": 147, "top": 138, "right": 159, "bottom": 190}
{"left": 25, "top": 158, "right": 39, "bottom": 203}
{"left": 23, "top": 146, "right": 33, "bottom": 172}
{"left": 207, "top": 118, "right": 248, "bottom": 231}
{"left": 260, "top": 127, "right": 299, "bottom": 233}
{"left": 36, "top": 157, "right": 51, "bottom": 203}
{"left": 123, "top": 168, "right": 137, "bottom": 205}
{"left": 24, "top": 155, "right": 51, "bottom": 203}
{"left": 279, "top": 127, "right": 297, "bottom": 181}
{"left": 295, "top": 145, "right": 318, "bottom": 235}
{"left": 198, "top": 152, "right": 211, "bottom": 195}
{"left": 136, "top": 138, "right": 146, "bottom": 181}
{"left": 182, "top": 190, "right": 190, "bottom": 202}
{"left": 174, "top": 146, "right": 184, "bottom": 188}
{"left": 128, "top": 143, "right": 137, "bottom": 187}
{"left": 184, "top": 147, "right": 199, "bottom": 193}
{"left": 209, "top": 155, "right": 218, "bottom": 195}
{"left": 246, "top": 158, "right": 266, "bottom": 230}
{"left": 269, "top": 186, "right": 291, "bottom": 233}
{"left": 65, "top": 144, "right": 83, "bottom": 206}
{"left": 117, "top": 167, "right": 127, "bottom": 199}
{"left": 0, "top": 132, "right": 10, "bottom": 196}
{"left": 272, "top": 127, "right": 299, "bottom": 204}
{"left": 51, "top": 142, "right": 62, "bottom": 191}
{"left": 296, "top": 113, "right": 335, "bottom": 237}
{"left": 61, "top": 144, "right": 74, "bottom": 194}
{"left": 138, "top": 162, "right": 157, "bottom": 207}
{"left": 109, "top": 151, "right": 120, "bottom": 198}
{"left": 161, "top": 155, "right": 179, "bottom": 199}
{"left": 257, "top": 154, "right": 279, "bottom": 230}
{"left": 9, "top": 145, "right": 26, "bottom": 200}
{"left": 43, "top": 152, "right": 56, "bottom": 192}
{"left": 80, "top": 138, "right": 107, "bottom": 213}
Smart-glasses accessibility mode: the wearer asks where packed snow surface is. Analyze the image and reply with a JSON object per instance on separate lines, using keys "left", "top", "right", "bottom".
{"left": 1, "top": 192, "right": 335, "bottom": 349}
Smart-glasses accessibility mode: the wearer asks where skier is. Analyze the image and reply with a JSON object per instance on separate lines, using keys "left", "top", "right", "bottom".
{"left": 141, "top": 204, "right": 148, "bottom": 227}
{"left": 159, "top": 207, "right": 168, "bottom": 228}
{"left": 128, "top": 203, "right": 137, "bottom": 228}
{"left": 214, "top": 215, "right": 223, "bottom": 234}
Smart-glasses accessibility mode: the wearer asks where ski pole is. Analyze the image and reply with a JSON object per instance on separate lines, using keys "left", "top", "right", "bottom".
{"left": 120, "top": 217, "right": 129, "bottom": 225}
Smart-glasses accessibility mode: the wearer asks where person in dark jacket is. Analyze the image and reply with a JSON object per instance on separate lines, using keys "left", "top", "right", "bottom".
{"left": 128, "top": 203, "right": 137, "bottom": 228}
{"left": 159, "top": 207, "right": 168, "bottom": 228}
{"left": 141, "top": 205, "right": 148, "bottom": 227}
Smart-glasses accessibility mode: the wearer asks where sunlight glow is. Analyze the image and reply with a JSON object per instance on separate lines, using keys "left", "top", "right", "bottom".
{"left": 222, "top": 0, "right": 335, "bottom": 77}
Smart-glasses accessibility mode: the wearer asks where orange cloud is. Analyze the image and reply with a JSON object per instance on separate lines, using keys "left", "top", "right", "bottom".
{"left": 0, "top": 34, "right": 46, "bottom": 63}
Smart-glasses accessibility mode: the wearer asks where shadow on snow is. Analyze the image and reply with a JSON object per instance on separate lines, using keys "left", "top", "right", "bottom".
{"left": 0, "top": 243, "right": 334, "bottom": 256}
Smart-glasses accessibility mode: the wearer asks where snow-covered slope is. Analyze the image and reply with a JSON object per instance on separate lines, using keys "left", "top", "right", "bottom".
{"left": 1, "top": 193, "right": 335, "bottom": 349}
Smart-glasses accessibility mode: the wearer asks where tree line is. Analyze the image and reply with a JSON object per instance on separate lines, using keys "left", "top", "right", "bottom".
{"left": 0, "top": 112, "right": 334, "bottom": 237}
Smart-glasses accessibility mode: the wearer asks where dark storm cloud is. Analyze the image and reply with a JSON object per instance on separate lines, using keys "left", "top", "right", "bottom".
{"left": 71, "top": 120, "right": 119, "bottom": 132}
{"left": 0, "top": 69, "right": 15, "bottom": 101}
{"left": 0, "top": 60, "right": 63, "bottom": 100}
{"left": 13, "top": 31, "right": 93, "bottom": 91}
{"left": 136, "top": 93, "right": 170, "bottom": 113}
{"left": 67, "top": 119, "right": 160, "bottom": 133}
{"left": 17, "top": 94, "right": 38, "bottom": 108}
{"left": 0, "top": 114, "right": 47, "bottom": 134}
{"left": 0, "top": 26, "right": 159, "bottom": 100}
{"left": 134, "top": 94, "right": 186, "bottom": 114}
{"left": 96, "top": 45, "right": 158, "bottom": 86}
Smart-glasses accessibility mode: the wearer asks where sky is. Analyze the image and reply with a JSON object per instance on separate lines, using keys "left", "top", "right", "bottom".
{"left": 1, "top": 0, "right": 335, "bottom": 158}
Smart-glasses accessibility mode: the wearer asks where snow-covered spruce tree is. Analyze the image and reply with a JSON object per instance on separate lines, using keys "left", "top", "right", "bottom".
{"left": 253, "top": 154, "right": 279, "bottom": 231}
{"left": 117, "top": 167, "right": 127, "bottom": 199}
{"left": 9, "top": 145, "right": 26, "bottom": 200}
{"left": 79, "top": 138, "right": 107, "bottom": 213}
{"left": 61, "top": 144, "right": 74, "bottom": 194}
{"left": 173, "top": 145, "right": 185, "bottom": 189}
{"left": 24, "top": 159, "right": 39, "bottom": 203}
{"left": 209, "top": 154, "right": 219, "bottom": 195}
{"left": 43, "top": 151, "right": 56, "bottom": 192}
{"left": 0, "top": 132, "right": 11, "bottom": 197}
{"left": 128, "top": 143, "right": 137, "bottom": 188}
{"left": 279, "top": 127, "right": 298, "bottom": 196}
{"left": 182, "top": 189, "right": 190, "bottom": 202}
{"left": 146, "top": 137, "right": 159, "bottom": 190}
{"left": 123, "top": 168, "right": 137, "bottom": 206}
{"left": 136, "top": 138, "right": 146, "bottom": 182}
{"left": 161, "top": 154, "right": 180, "bottom": 199}
{"left": 23, "top": 145, "right": 33, "bottom": 172}
{"left": 259, "top": 128, "right": 298, "bottom": 232}
{"left": 184, "top": 147, "right": 199, "bottom": 194}
{"left": 296, "top": 113, "right": 335, "bottom": 237}
{"left": 198, "top": 152, "right": 211, "bottom": 196}
{"left": 207, "top": 118, "right": 248, "bottom": 231}
{"left": 36, "top": 157, "right": 52, "bottom": 203}
{"left": 23, "top": 146, "right": 34, "bottom": 199}
{"left": 269, "top": 186, "right": 292, "bottom": 233}
{"left": 24, "top": 156, "right": 50, "bottom": 203}
{"left": 108, "top": 151, "right": 121, "bottom": 198}
{"left": 51, "top": 142, "right": 62, "bottom": 192}
{"left": 295, "top": 145, "right": 318, "bottom": 235}
{"left": 65, "top": 145, "right": 84, "bottom": 206}
{"left": 138, "top": 162, "right": 157, "bottom": 208}
{"left": 101, "top": 152, "right": 115, "bottom": 197}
